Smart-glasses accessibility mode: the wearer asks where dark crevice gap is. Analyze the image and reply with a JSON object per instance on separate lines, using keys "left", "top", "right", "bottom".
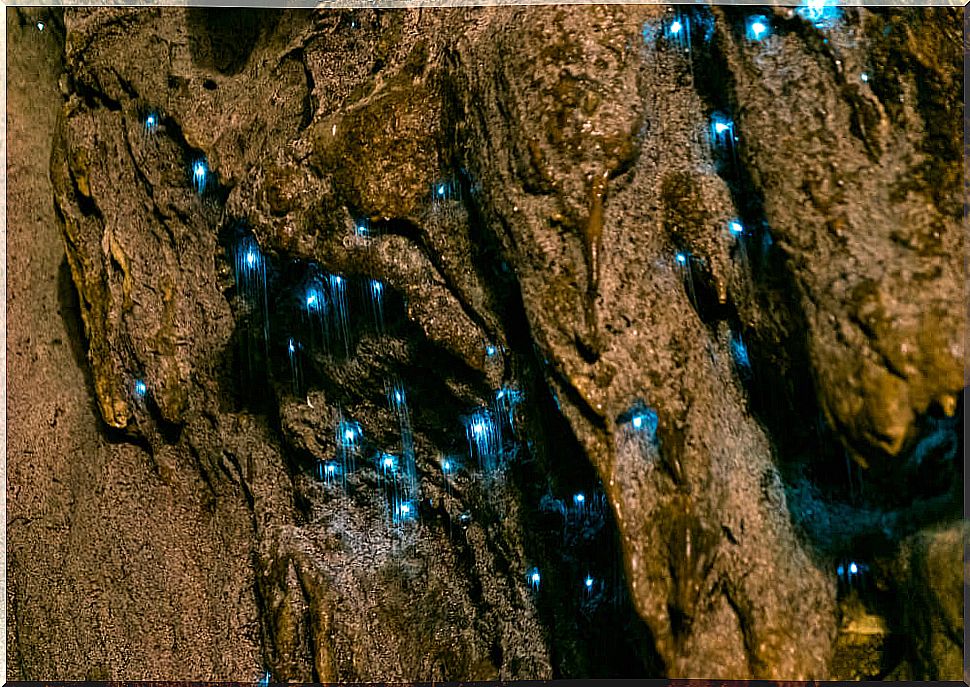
{"left": 55, "top": 254, "right": 157, "bottom": 456}
{"left": 722, "top": 580, "right": 758, "bottom": 677}
{"left": 161, "top": 113, "right": 234, "bottom": 207}
{"left": 292, "top": 566, "right": 323, "bottom": 683}
{"left": 290, "top": 47, "right": 319, "bottom": 133}
{"left": 71, "top": 74, "right": 123, "bottom": 112}
{"left": 689, "top": 5, "right": 867, "bottom": 515}
{"left": 456, "top": 166, "right": 537, "bottom": 360}
{"left": 436, "top": 98, "right": 662, "bottom": 675}
{"left": 142, "top": 392, "right": 186, "bottom": 446}
{"left": 109, "top": 66, "right": 141, "bottom": 103}
{"left": 439, "top": 68, "right": 534, "bottom": 358}
{"left": 186, "top": 8, "right": 281, "bottom": 77}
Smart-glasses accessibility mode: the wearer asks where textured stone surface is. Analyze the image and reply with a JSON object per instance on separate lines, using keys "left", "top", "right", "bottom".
{"left": 6, "top": 8, "right": 261, "bottom": 679}
{"left": 7, "top": 5, "right": 964, "bottom": 680}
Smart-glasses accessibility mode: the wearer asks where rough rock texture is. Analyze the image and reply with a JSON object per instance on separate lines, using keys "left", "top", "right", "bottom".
{"left": 6, "top": 9, "right": 261, "bottom": 679}
{"left": 7, "top": 5, "right": 965, "bottom": 681}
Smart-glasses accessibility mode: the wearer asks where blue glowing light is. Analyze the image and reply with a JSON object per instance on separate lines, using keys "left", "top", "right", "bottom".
{"left": 710, "top": 112, "right": 736, "bottom": 150}
{"left": 494, "top": 385, "right": 523, "bottom": 433}
{"left": 838, "top": 559, "right": 868, "bottom": 583}
{"left": 662, "top": 14, "right": 691, "bottom": 51}
{"left": 528, "top": 567, "right": 541, "bottom": 591}
{"left": 369, "top": 279, "right": 385, "bottom": 332}
{"left": 674, "top": 249, "right": 698, "bottom": 303}
{"left": 394, "top": 500, "right": 417, "bottom": 524}
{"left": 796, "top": 0, "right": 842, "bottom": 29}
{"left": 333, "top": 415, "right": 361, "bottom": 484}
{"left": 192, "top": 160, "right": 207, "bottom": 194}
{"left": 627, "top": 404, "right": 659, "bottom": 436}
{"left": 286, "top": 337, "right": 302, "bottom": 395}
{"left": 299, "top": 271, "right": 330, "bottom": 355}
{"left": 463, "top": 408, "right": 502, "bottom": 472}
{"left": 486, "top": 344, "right": 498, "bottom": 357}
{"left": 385, "top": 378, "right": 419, "bottom": 505}
{"left": 387, "top": 380, "right": 412, "bottom": 438}
{"left": 746, "top": 15, "right": 770, "bottom": 41}
{"left": 860, "top": 72, "right": 869, "bottom": 83}
{"left": 585, "top": 575, "right": 594, "bottom": 589}
{"left": 731, "top": 333, "right": 751, "bottom": 370}
{"left": 231, "top": 234, "right": 269, "bottom": 353}
{"left": 328, "top": 273, "right": 351, "bottom": 356}
{"left": 134, "top": 379, "right": 147, "bottom": 397}
{"left": 573, "top": 492, "right": 586, "bottom": 506}
{"left": 641, "top": 21, "right": 660, "bottom": 44}
{"left": 258, "top": 671, "right": 271, "bottom": 687}
{"left": 442, "top": 459, "right": 452, "bottom": 473}
{"left": 633, "top": 413, "right": 657, "bottom": 432}
{"left": 728, "top": 219, "right": 745, "bottom": 237}
{"left": 382, "top": 454, "right": 397, "bottom": 471}
{"left": 318, "top": 460, "right": 340, "bottom": 484}
{"left": 431, "top": 179, "right": 461, "bottom": 205}
{"left": 145, "top": 113, "right": 158, "bottom": 134}
{"left": 338, "top": 420, "right": 361, "bottom": 448}
{"left": 36, "top": 21, "right": 45, "bottom": 31}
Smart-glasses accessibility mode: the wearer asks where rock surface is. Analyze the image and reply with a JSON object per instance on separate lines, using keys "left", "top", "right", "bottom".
{"left": 7, "top": 5, "right": 964, "bottom": 680}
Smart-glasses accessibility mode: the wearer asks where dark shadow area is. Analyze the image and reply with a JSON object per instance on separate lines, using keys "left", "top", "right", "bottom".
{"left": 56, "top": 254, "right": 153, "bottom": 454}
{"left": 512, "top": 373, "right": 666, "bottom": 677}
{"left": 446, "top": 125, "right": 665, "bottom": 675}
{"left": 186, "top": 8, "right": 280, "bottom": 76}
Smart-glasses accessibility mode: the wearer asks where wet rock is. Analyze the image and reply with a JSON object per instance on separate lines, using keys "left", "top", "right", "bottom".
{"left": 8, "top": 4, "right": 963, "bottom": 681}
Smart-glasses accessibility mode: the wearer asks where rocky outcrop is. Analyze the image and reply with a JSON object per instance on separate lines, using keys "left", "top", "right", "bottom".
{"left": 8, "top": 4, "right": 964, "bottom": 680}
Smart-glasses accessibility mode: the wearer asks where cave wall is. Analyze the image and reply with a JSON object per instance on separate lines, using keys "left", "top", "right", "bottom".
{"left": 6, "top": 9, "right": 262, "bottom": 678}
{"left": 7, "top": 4, "right": 965, "bottom": 681}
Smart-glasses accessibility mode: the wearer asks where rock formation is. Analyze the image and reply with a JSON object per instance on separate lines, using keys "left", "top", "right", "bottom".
{"left": 7, "top": 4, "right": 964, "bottom": 680}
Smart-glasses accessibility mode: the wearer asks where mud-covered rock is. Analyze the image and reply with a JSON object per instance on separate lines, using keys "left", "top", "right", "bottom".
{"left": 8, "top": 4, "right": 964, "bottom": 681}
